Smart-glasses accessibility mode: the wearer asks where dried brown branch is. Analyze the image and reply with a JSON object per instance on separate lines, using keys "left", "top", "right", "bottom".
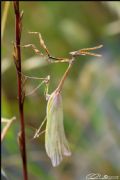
{"left": 13, "top": 2, "right": 28, "bottom": 180}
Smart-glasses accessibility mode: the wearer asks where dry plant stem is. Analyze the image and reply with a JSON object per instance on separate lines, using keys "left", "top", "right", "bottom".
{"left": 1, "top": 117, "right": 16, "bottom": 142}
{"left": 13, "top": 2, "right": 28, "bottom": 180}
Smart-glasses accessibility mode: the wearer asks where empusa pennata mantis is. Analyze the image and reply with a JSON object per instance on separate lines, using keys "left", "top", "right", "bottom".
{"left": 21, "top": 32, "right": 103, "bottom": 166}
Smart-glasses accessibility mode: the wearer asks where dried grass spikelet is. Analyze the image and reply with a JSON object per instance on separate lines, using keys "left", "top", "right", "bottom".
{"left": 45, "top": 90, "right": 71, "bottom": 167}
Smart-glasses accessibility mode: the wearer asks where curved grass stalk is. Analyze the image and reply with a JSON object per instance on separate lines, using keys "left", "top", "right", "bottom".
{"left": 1, "top": 2, "right": 10, "bottom": 40}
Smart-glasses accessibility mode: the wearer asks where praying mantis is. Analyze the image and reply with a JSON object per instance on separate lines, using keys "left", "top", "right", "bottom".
{"left": 19, "top": 31, "right": 103, "bottom": 166}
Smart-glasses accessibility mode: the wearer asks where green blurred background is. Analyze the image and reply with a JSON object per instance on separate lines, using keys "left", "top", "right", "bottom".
{"left": 1, "top": 2, "right": 120, "bottom": 180}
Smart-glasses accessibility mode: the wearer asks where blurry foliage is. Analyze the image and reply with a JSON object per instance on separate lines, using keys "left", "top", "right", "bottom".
{"left": 1, "top": 1, "right": 120, "bottom": 180}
